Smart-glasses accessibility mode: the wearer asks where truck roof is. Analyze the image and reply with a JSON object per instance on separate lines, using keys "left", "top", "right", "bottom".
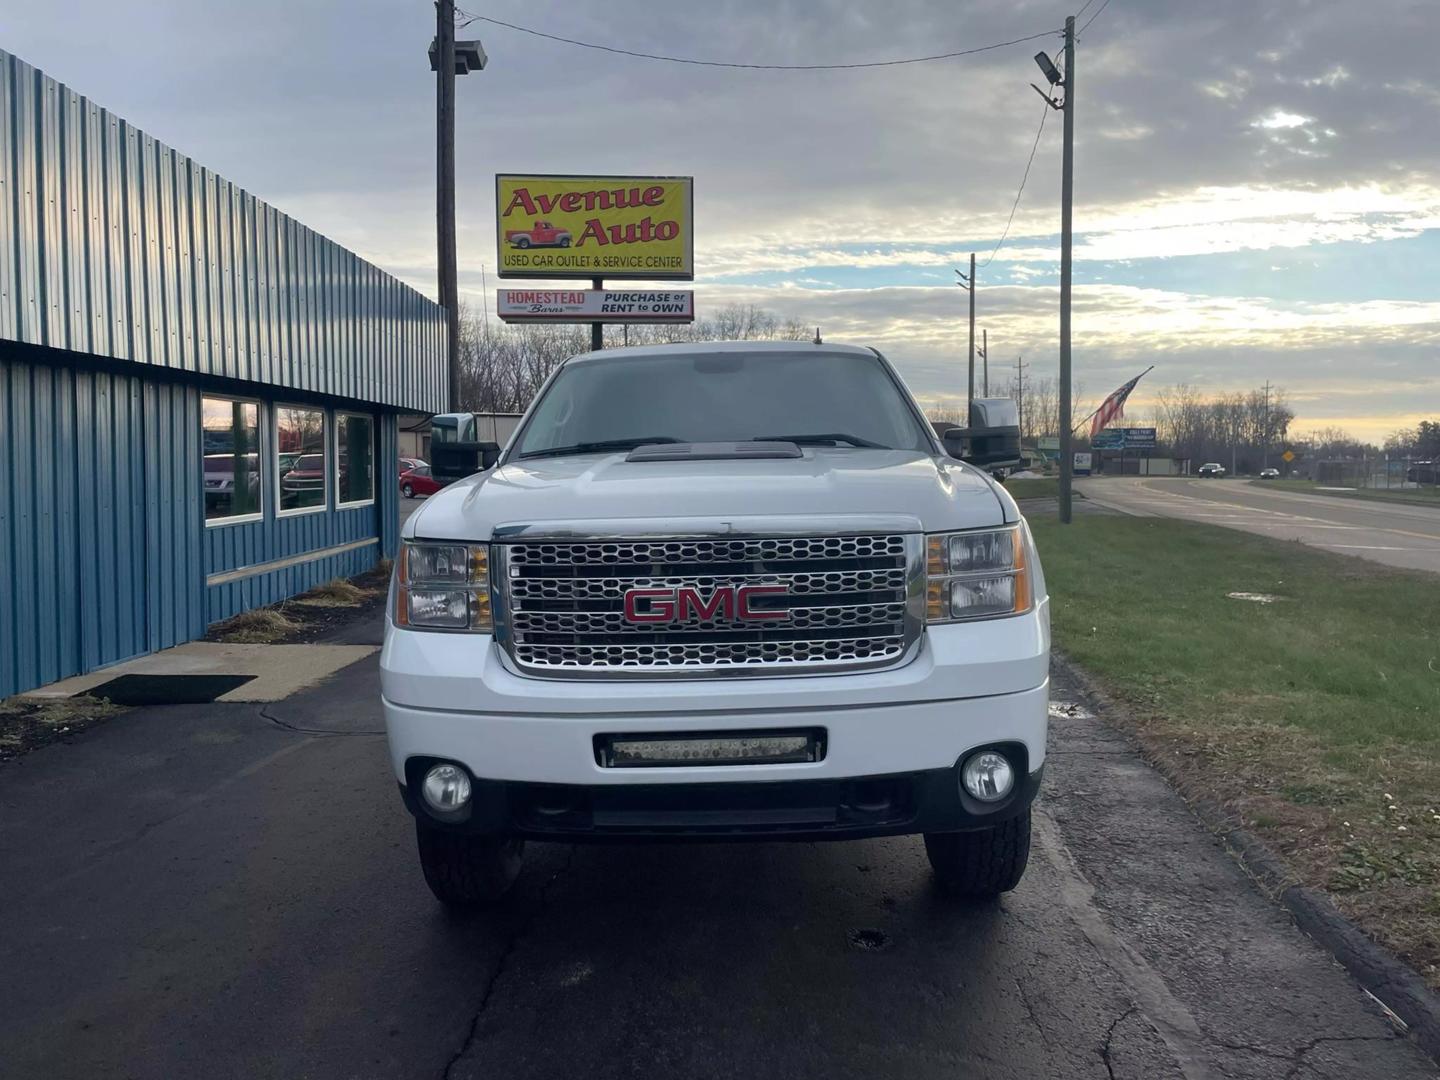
{"left": 565, "top": 340, "right": 878, "bottom": 366}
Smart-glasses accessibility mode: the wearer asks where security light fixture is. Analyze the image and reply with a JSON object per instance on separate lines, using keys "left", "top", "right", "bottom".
{"left": 430, "top": 38, "right": 487, "bottom": 74}
{"left": 1033, "top": 50, "right": 1062, "bottom": 86}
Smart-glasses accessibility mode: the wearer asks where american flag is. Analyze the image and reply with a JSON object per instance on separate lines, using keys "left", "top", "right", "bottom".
{"left": 1090, "top": 369, "right": 1151, "bottom": 439}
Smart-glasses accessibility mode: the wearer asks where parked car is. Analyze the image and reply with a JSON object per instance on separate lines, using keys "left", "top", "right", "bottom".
{"left": 399, "top": 465, "right": 443, "bottom": 499}
{"left": 383, "top": 341, "right": 1046, "bottom": 910}
{"left": 203, "top": 453, "right": 261, "bottom": 513}
{"left": 1197, "top": 463, "right": 1226, "bottom": 477}
{"left": 1406, "top": 461, "right": 1438, "bottom": 485}
{"left": 1258, "top": 468, "right": 1280, "bottom": 479}
{"left": 280, "top": 454, "right": 325, "bottom": 493}
{"left": 399, "top": 457, "right": 428, "bottom": 476}
{"left": 504, "top": 220, "right": 572, "bottom": 249}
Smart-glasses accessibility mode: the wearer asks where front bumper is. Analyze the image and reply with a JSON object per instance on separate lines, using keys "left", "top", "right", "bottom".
{"left": 399, "top": 753, "right": 1043, "bottom": 840}
{"left": 381, "top": 605, "right": 1050, "bottom": 838}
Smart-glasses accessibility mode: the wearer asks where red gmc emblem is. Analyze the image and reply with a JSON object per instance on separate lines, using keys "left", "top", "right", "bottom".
{"left": 623, "top": 585, "right": 789, "bottom": 624}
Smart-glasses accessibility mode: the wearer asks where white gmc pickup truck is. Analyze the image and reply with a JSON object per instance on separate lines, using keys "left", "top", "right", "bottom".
{"left": 381, "top": 341, "right": 1049, "bottom": 907}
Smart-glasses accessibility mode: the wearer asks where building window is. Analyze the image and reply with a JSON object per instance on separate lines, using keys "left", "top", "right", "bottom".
{"left": 276, "top": 405, "right": 327, "bottom": 514}
{"left": 336, "top": 413, "right": 375, "bottom": 507}
{"left": 202, "top": 397, "right": 262, "bottom": 524}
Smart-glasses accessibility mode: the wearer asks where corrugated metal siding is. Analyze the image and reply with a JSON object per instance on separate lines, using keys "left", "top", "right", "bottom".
{"left": 1, "top": 348, "right": 206, "bottom": 698}
{"left": 0, "top": 49, "right": 445, "bottom": 413}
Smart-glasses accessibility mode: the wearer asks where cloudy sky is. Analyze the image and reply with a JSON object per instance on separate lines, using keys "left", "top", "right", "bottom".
{"left": 8, "top": 0, "right": 1438, "bottom": 439}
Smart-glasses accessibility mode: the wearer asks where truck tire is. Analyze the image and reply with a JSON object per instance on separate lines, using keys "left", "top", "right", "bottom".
{"left": 515, "top": 237, "right": 530, "bottom": 249}
{"left": 923, "top": 810, "right": 1031, "bottom": 897}
{"left": 415, "top": 823, "right": 525, "bottom": 908}
{"left": 559, "top": 236, "right": 571, "bottom": 248}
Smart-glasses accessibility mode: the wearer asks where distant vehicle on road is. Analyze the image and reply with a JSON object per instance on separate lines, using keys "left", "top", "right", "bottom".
{"left": 1406, "top": 461, "right": 1438, "bottom": 485}
{"left": 399, "top": 457, "right": 428, "bottom": 476}
{"left": 399, "top": 466, "right": 443, "bottom": 499}
{"left": 1197, "top": 463, "right": 1226, "bottom": 478}
{"left": 504, "top": 220, "right": 571, "bottom": 249}
{"left": 1258, "top": 468, "right": 1280, "bottom": 479}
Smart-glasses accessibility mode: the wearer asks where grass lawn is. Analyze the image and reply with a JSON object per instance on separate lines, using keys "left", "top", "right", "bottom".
{"left": 1028, "top": 512, "right": 1440, "bottom": 987}
{"left": 1003, "top": 477, "right": 1059, "bottom": 500}
{"left": 1260, "top": 478, "right": 1440, "bottom": 505}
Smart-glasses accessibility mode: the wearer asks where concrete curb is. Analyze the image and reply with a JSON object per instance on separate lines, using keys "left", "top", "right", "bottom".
{"left": 1051, "top": 652, "right": 1440, "bottom": 1064}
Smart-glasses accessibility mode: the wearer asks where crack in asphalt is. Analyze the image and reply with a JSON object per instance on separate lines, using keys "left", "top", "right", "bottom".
{"left": 441, "top": 845, "right": 578, "bottom": 1080}
{"left": 1282, "top": 1035, "right": 1398, "bottom": 1080}
{"left": 259, "top": 703, "right": 385, "bottom": 736}
{"left": 1100, "top": 1004, "right": 1138, "bottom": 1080}
{"left": 1013, "top": 976, "right": 1055, "bottom": 1050}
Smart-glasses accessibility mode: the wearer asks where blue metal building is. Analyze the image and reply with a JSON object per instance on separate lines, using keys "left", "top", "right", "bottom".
{"left": 0, "top": 50, "right": 446, "bottom": 699}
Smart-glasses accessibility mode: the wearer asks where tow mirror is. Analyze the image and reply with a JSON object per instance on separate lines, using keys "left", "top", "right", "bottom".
{"left": 941, "top": 399, "right": 1022, "bottom": 468}
{"left": 430, "top": 440, "right": 502, "bottom": 485}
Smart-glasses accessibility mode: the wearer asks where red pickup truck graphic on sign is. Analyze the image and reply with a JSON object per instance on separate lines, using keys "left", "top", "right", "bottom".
{"left": 504, "top": 221, "right": 572, "bottom": 249}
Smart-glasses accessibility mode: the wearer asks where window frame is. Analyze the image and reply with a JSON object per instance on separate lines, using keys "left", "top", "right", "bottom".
{"left": 274, "top": 403, "right": 330, "bottom": 517}
{"left": 334, "top": 411, "right": 377, "bottom": 509}
{"left": 202, "top": 394, "right": 265, "bottom": 529}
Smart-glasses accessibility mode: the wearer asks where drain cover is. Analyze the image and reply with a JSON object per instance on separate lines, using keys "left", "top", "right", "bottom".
{"left": 848, "top": 928, "right": 891, "bottom": 951}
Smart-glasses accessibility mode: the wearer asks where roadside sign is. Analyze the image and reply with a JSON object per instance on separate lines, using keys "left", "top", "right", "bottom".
{"left": 1282, "top": 450, "right": 1295, "bottom": 462}
{"left": 1121, "top": 427, "right": 1156, "bottom": 448}
{"left": 495, "top": 174, "right": 694, "bottom": 280}
{"left": 1091, "top": 430, "right": 1124, "bottom": 450}
{"left": 1073, "top": 451, "right": 1093, "bottom": 476}
{"left": 497, "top": 289, "right": 695, "bottom": 324}
{"left": 1038, "top": 436, "right": 1060, "bottom": 451}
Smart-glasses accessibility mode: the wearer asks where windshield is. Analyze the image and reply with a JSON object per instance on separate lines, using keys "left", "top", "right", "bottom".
{"left": 511, "top": 350, "right": 931, "bottom": 459}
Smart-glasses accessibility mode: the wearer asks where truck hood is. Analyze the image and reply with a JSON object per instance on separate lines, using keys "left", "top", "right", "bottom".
{"left": 406, "top": 448, "right": 1013, "bottom": 540}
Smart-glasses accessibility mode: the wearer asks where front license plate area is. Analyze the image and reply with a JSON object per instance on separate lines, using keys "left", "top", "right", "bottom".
{"left": 595, "top": 729, "right": 825, "bottom": 768}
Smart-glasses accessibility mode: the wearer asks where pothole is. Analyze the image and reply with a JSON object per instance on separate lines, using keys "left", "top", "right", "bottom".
{"left": 848, "top": 928, "right": 891, "bottom": 951}
{"left": 1226, "top": 592, "right": 1285, "bottom": 604}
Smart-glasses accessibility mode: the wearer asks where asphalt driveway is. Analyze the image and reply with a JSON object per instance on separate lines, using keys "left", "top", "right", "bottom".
{"left": 0, "top": 625, "right": 1433, "bottom": 1079}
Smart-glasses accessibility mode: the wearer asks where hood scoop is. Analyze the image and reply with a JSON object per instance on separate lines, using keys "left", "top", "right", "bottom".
{"left": 626, "top": 441, "right": 803, "bottom": 462}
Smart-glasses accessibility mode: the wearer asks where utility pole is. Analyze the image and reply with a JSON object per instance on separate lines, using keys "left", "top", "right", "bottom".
{"left": 955, "top": 259, "right": 976, "bottom": 417}
{"left": 1057, "top": 15, "right": 1076, "bottom": 523}
{"left": 591, "top": 277, "right": 604, "bottom": 351}
{"left": 1015, "top": 355, "right": 1028, "bottom": 444}
{"left": 980, "top": 329, "right": 989, "bottom": 396}
{"left": 436, "top": 0, "right": 458, "bottom": 410}
{"left": 1261, "top": 379, "right": 1272, "bottom": 469}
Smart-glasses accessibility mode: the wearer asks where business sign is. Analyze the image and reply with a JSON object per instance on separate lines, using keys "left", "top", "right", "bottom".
{"left": 497, "top": 289, "right": 695, "bottom": 324}
{"left": 495, "top": 174, "right": 694, "bottom": 280}
{"left": 1074, "top": 452, "right": 1093, "bottom": 476}
{"left": 1121, "top": 427, "right": 1156, "bottom": 448}
{"left": 1091, "top": 430, "right": 1124, "bottom": 450}
{"left": 1038, "top": 436, "right": 1060, "bottom": 451}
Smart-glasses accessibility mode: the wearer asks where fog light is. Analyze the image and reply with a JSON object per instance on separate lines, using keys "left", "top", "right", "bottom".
{"left": 961, "top": 751, "right": 1015, "bottom": 802}
{"left": 421, "top": 763, "right": 472, "bottom": 812}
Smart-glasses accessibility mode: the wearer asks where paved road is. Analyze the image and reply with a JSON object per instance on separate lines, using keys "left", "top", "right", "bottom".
{"left": 1, "top": 630, "right": 1434, "bottom": 1078}
{"left": 1079, "top": 476, "right": 1440, "bottom": 574}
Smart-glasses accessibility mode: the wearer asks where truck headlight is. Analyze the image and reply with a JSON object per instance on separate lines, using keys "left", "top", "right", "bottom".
{"left": 925, "top": 525, "right": 1031, "bottom": 622}
{"left": 396, "top": 542, "right": 492, "bottom": 632}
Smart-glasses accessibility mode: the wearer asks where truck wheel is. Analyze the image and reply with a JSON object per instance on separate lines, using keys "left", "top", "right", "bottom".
{"left": 415, "top": 823, "right": 525, "bottom": 908}
{"left": 923, "top": 810, "right": 1031, "bottom": 897}
{"left": 515, "top": 237, "right": 530, "bottom": 249}
{"left": 559, "top": 237, "right": 571, "bottom": 248}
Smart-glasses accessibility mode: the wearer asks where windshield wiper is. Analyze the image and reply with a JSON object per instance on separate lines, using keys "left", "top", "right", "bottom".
{"left": 752, "top": 432, "right": 889, "bottom": 449}
{"left": 517, "top": 436, "right": 683, "bottom": 460}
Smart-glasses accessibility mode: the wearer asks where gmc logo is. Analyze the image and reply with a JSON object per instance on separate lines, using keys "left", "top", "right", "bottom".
{"left": 623, "top": 585, "right": 789, "bottom": 623}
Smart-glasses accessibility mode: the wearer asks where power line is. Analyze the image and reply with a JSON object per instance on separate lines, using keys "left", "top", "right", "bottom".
{"left": 1078, "top": 0, "right": 1114, "bottom": 38}
{"left": 453, "top": 12, "right": 1060, "bottom": 71}
{"left": 1075, "top": 0, "right": 1100, "bottom": 17}
{"left": 978, "top": 98, "right": 1051, "bottom": 269}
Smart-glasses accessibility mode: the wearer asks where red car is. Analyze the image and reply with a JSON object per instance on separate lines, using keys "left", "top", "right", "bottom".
{"left": 504, "top": 220, "right": 572, "bottom": 249}
{"left": 399, "top": 465, "right": 443, "bottom": 499}
{"left": 399, "top": 457, "right": 427, "bottom": 476}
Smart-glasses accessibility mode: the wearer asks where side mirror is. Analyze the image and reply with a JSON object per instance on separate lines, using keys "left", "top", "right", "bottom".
{"left": 430, "top": 440, "right": 502, "bottom": 484}
{"left": 940, "top": 399, "right": 1022, "bottom": 468}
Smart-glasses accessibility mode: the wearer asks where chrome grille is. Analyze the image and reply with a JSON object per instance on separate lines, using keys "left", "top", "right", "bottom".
{"left": 496, "top": 532, "right": 923, "bottom": 678}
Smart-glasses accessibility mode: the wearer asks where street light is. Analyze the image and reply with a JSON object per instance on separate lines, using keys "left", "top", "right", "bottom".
{"left": 1033, "top": 51, "right": 1063, "bottom": 86}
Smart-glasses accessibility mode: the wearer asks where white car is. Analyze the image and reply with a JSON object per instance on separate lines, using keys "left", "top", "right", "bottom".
{"left": 381, "top": 342, "right": 1050, "bottom": 908}
{"left": 1197, "top": 462, "right": 1226, "bottom": 477}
